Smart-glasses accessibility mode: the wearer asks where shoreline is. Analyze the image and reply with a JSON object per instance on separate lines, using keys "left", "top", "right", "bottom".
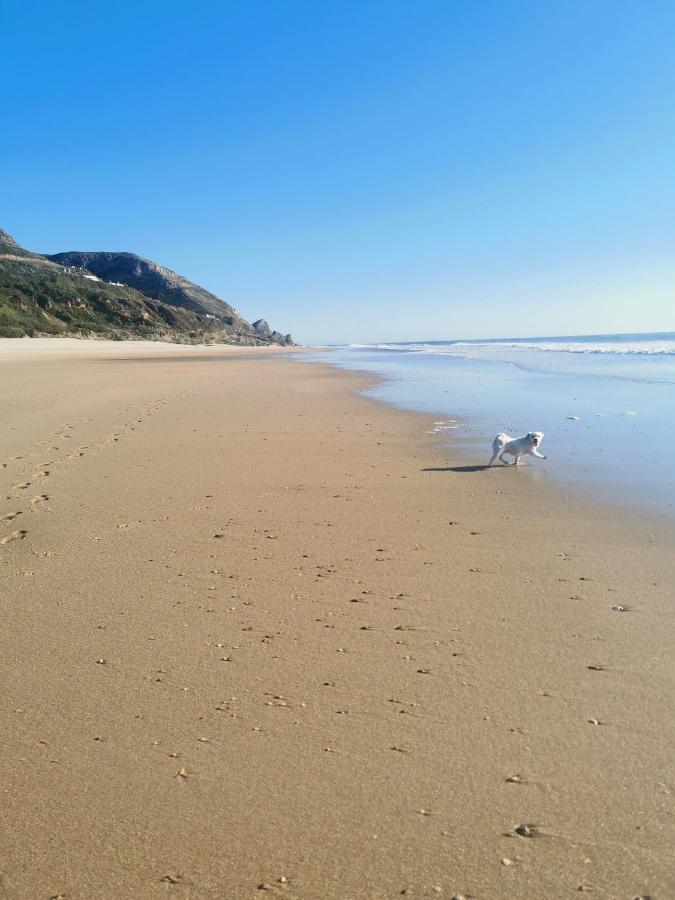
{"left": 295, "top": 346, "right": 675, "bottom": 524}
{"left": 0, "top": 336, "right": 303, "bottom": 357}
{"left": 1, "top": 343, "right": 673, "bottom": 898}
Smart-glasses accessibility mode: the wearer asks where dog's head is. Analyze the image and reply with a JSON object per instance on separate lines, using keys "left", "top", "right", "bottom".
{"left": 527, "top": 431, "right": 544, "bottom": 447}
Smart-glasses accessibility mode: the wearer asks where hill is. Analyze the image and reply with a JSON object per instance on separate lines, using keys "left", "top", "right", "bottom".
{"left": 0, "top": 229, "right": 292, "bottom": 345}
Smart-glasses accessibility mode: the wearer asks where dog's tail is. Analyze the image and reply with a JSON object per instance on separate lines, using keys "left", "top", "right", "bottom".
{"left": 489, "top": 433, "right": 508, "bottom": 466}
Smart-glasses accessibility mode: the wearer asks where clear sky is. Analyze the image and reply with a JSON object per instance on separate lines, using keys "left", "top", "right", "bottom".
{"left": 3, "top": 1, "right": 675, "bottom": 344}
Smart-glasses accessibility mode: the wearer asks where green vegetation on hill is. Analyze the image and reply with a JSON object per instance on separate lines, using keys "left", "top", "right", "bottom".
{"left": 0, "top": 258, "right": 225, "bottom": 340}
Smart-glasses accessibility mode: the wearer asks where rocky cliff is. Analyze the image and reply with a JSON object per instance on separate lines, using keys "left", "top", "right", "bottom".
{"left": 252, "top": 319, "right": 293, "bottom": 346}
{"left": 0, "top": 229, "right": 293, "bottom": 345}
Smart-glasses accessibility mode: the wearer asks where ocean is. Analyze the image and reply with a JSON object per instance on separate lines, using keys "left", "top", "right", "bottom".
{"left": 300, "top": 332, "right": 675, "bottom": 518}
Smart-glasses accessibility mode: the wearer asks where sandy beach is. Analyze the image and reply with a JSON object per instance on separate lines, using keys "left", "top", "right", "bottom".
{"left": 1, "top": 340, "right": 673, "bottom": 900}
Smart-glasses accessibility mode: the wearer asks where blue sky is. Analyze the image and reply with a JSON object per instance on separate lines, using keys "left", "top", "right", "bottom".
{"left": 3, "top": 1, "right": 675, "bottom": 343}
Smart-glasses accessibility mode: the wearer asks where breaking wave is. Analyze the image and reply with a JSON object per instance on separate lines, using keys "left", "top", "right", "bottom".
{"left": 348, "top": 333, "right": 675, "bottom": 357}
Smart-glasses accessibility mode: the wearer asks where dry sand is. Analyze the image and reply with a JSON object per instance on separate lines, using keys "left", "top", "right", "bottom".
{"left": 1, "top": 340, "right": 673, "bottom": 899}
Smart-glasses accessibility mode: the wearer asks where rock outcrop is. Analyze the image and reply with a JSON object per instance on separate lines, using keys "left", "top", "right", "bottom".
{"left": 252, "top": 318, "right": 273, "bottom": 338}
{"left": 252, "top": 319, "right": 293, "bottom": 345}
{"left": 0, "top": 229, "right": 21, "bottom": 250}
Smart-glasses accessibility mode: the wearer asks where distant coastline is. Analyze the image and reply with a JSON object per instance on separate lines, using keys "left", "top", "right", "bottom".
{"left": 0, "top": 227, "right": 293, "bottom": 345}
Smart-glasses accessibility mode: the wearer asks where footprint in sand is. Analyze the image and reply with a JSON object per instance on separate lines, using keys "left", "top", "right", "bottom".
{"left": 50, "top": 424, "right": 74, "bottom": 436}
{"left": 0, "top": 529, "right": 28, "bottom": 545}
{"left": 14, "top": 482, "right": 32, "bottom": 491}
{"left": 30, "top": 495, "right": 49, "bottom": 507}
{"left": 1, "top": 511, "right": 22, "bottom": 523}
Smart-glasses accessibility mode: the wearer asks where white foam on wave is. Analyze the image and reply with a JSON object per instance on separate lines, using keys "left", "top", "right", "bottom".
{"left": 348, "top": 342, "right": 436, "bottom": 352}
{"left": 449, "top": 340, "right": 675, "bottom": 356}
{"left": 348, "top": 337, "right": 675, "bottom": 357}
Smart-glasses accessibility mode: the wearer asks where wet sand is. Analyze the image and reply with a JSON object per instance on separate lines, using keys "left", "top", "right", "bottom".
{"left": 1, "top": 340, "right": 674, "bottom": 899}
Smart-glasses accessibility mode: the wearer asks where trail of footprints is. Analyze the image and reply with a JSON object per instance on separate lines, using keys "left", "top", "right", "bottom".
{"left": 1, "top": 397, "right": 169, "bottom": 548}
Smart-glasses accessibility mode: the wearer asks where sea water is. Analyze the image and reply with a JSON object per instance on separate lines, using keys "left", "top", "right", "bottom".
{"left": 300, "top": 332, "right": 675, "bottom": 518}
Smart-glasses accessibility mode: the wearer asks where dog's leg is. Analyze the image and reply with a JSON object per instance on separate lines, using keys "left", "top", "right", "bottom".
{"left": 530, "top": 449, "right": 547, "bottom": 459}
{"left": 489, "top": 449, "right": 500, "bottom": 467}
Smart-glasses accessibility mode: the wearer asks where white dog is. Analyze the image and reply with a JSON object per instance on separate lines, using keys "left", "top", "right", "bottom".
{"left": 489, "top": 431, "right": 547, "bottom": 467}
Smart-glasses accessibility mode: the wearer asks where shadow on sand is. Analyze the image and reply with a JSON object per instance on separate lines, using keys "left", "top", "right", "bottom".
{"left": 422, "top": 464, "right": 495, "bottom": 474}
